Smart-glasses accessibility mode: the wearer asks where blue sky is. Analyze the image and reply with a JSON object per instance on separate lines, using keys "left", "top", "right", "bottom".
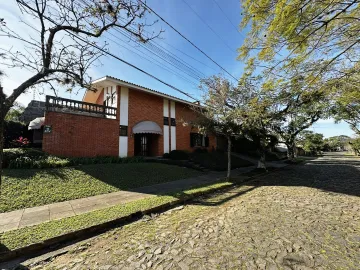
{"left": 0, "top": 0, "right": 355, "bottom": 138}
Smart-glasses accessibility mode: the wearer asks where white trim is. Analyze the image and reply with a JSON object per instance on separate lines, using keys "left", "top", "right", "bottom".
{"left": 120, "top": 87, "right": 129, "bottom": 126}
{"left": 103, "top": 87, "right": 106, "bottom": 105}
{"left": 164, "top": 127, "right": 169, "bottom": 154}
{"left": 119, "top": 137, "right": 128, "bottom": 158}
{"left": 163, "top": 99, "right": 169, "bottom": 117}
{"left": 171, "top": 126, "right": 176, "bottom": 151}
{"left": 119, "top": 86, "right": 129, "bottom": 157}
{"left": 170, "top": 101, "right": 176, "bottom": 151}
{"left": 170, "top": 101, "right": 176, "bottom": 118}
{"left": 104, "top": 85, "right": 117, "bottom": 119}
{"left": 92, "top": 76, "right": 199, "bottom": 107}
{"left": 163, "top": 99, "right": 169, "bottom": 153}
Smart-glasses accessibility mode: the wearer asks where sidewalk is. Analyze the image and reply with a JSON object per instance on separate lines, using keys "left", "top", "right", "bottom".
{"left": 0, "top": 166, "right": 257, "bottom": 233}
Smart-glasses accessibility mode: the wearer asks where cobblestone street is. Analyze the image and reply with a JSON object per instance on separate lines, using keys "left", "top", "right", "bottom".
{"left": 31, "top": 154, "right": 360, "bottom": 269}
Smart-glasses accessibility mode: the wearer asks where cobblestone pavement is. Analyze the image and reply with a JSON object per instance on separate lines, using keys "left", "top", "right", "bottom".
{"left": 30, "top": 154, "right": 360, "bottom": 269}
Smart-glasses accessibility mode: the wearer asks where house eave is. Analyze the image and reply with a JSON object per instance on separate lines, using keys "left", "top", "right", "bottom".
{"left": 90, "top": 76, "right": 201, "bottom": 108}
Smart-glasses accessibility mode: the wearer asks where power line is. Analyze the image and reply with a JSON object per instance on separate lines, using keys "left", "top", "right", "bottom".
{"left": 211, "top": 0, "right": 244, "bottom": 37}
{"left": 17, "top": 0, "right": 203, "bottom": 103}
{"left": 75, "top": 34, "right": 200, "bottom": 102}
{"left": 106, "top": 32, "right": 200, "bottom": 88}
{"left": 138, "top": 0, "right": 238, "bottom": 81}
{"left": 78, "top": 0, "right": 206, "bottom": 83}
{"left": 159, "top": 39, "right": 219, "bottom": 72}
{"left": 181, "top": 0, "right": 236, "bottom": 53}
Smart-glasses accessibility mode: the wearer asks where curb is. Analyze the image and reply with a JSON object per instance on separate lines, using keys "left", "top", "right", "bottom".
{"left": 0, "top": 163, "right": 289, "bottom": 263}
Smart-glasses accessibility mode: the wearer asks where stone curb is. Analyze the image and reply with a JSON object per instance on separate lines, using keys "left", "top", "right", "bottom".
{"left": 0, "top": 163, "right": 290, "bottom": 263}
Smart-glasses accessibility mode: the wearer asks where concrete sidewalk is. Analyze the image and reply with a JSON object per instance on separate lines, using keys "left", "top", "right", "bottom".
{"left": 0, "top": 166, "right": 258, "bottom": 233}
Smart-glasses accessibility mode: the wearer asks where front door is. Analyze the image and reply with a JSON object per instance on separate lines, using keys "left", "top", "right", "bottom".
{"left": 134, "top": 134, "right": 150, "bottom": 156}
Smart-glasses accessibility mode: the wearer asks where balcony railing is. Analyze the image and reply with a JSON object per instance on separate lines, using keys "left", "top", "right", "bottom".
{"left": 45, "top": 96, "right": 117, "bottom": 117}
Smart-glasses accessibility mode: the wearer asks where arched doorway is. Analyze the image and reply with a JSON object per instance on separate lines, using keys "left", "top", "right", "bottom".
{"left": 133, "top": 121, "right": 162, "bottom": 156}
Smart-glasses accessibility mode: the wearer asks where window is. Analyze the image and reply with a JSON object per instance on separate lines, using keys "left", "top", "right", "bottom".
{"left": 119, "top": 125, "right": 128, "bottom": 136}
{"left": 190, "top": 133, "right": 209, "bottom": 147}
{"left": 163, "top": 117, "right": 169, "bottom": 126}
{"left": 170, "top": 118, "right": 176, "bottom": 126}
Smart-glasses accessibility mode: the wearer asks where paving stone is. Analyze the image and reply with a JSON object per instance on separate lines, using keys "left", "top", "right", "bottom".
{"left": 17, "top": 154, "right": 360, "bottom": 270}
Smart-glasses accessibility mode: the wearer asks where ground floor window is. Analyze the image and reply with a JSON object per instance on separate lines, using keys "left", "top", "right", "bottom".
{"left": 190, "top": 133, "right": 209, "bottom": 147}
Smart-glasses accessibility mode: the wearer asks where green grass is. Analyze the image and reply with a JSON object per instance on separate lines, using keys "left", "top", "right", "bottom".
{"left": 0, "top": 181, "right": 233, "bottom": 251}
{"left": 0, "top": 163, "right": 202, "bottom": 213}
{"left": 191, "top": 151, "right": 253, "bottom": 171}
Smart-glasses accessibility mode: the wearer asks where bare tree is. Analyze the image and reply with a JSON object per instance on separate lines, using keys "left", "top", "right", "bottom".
{"left": 0, "top": 0, "right": 161, "bottom": 188}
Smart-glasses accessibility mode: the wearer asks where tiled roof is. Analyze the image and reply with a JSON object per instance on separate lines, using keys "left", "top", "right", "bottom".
{"left": 92, "top": 76, "right": 200, "bottom": 106}
{"left": 19, "top": 100, "right": 46, "bottom": 124}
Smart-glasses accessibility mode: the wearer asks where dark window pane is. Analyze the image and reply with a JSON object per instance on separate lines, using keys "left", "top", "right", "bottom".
{"left": 119, "top": 125, "right": 128, "bottom": 136}
{"left": 171, "top": 118, "right": 176, "bottom": 126}
{"left": 163, "top": 117, "right": 169, "bottom": 125}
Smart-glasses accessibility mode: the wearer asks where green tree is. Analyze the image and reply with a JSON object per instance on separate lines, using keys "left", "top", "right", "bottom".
{"left": 199, "top": 75, "right": 278, "bottom": 170}
{"left": 0, "top": 0, "right": 160, "bottom": 188}
{"left": 5, "top": 102, "right": 25, "bottom": 122}
{"left": 297, "top": 131, "right": 324, "bottom": 156}
{"left": 324, "top": 135, "right": 352, "bottom": 151}
{"left": 196, "top": 75, "right": 242, "bottom": 178}
{"left": 238, "top": 1, "right": 360, "bottom": 138}
{"left": 330, "top": 78, "right": 360, "bottom": 135}
{"left": 239, "top": 0, "right": 360, "bottom": 82}
{"left": 271, "top": 76, "right": 329, "bottom": 160}
{"left": 350, "top": 137, "right": 360, "bottom": 155}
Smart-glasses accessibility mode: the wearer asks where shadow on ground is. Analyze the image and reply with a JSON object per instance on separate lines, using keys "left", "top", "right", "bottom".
{"left": 182, "top": 154, "right": 360, "bottom": 207}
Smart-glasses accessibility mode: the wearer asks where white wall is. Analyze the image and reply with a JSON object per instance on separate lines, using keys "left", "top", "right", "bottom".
{"left": 163, "top": 99, "right": 170, "bottom": 154}
{"left": 119, "top": 87, "right": 129, "bottom": 157}
{"left": 170, "top": 101, "right": 176, "bottom": 151}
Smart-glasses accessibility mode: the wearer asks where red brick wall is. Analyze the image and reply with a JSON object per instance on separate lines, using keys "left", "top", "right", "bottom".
{"left": 43, "top": 111, "right": 119, "bottom": 157}
{"left": 127, "top": 89, "right": 164, "bottom": 156}
{"left": 176, "top": 103, "right": 216, "bottom": 152}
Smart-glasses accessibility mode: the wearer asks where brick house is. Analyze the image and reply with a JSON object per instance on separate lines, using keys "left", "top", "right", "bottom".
{"left": 42, "top": 76, "right": 216, "bottom": 157}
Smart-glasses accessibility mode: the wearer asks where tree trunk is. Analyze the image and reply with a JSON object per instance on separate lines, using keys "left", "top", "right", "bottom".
{"left": 227, "top": 136, "right": 231, "bottom": 179}
{"left": 286, "top": 143, "right": 295, "bottom": 161}
{"left": 293, "top": 144, "right": 298, "bottom": 158}
{"left": 257, "top": 147, "right": 266, "bottom": 169}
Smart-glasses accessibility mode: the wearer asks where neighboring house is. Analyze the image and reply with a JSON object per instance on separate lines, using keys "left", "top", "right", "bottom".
{"left": 42, "top": 76, "right": 216, "bottom": 157}
{"left": 19, "top": 100, "right": 46, "bottom": 123}
{"left": 20, "top": 100, "right": 46, "bottom": 146}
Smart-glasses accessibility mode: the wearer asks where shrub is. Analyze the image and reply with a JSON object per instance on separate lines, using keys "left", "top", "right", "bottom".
{"left": 9, "top": 156, "right": 70, "bottom": 169}
{"left": 193, "top": 148, "right": 208, "bottom": 154}
{"left": 191, "top": 150, "right": 253, "bottom": 171}
{"left": 168, "top": 150, "right": 189, "bottom": 160}
{"left": 3, "top": 150, "right": 145, "bottom": 169}
{"left": 3, "top": 148, "right": 47, "bottom": 168}
{"left": 3, "top": 121, "right": 27, "bottom": 148}
{"left": 162, "top": 153, "right": 170, "bottom": 159}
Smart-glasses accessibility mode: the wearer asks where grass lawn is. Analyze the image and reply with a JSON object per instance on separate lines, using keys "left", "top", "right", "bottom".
{"left": 0, "top": 163, "right": 202, "bottom": 213}
{"left": 0, "top": 181, "right": 233, "bottom": 251}
{"left": 191, "top": 151, "right": 253, "bottom": 171}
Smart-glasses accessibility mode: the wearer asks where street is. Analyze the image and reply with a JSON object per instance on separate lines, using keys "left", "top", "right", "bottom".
{"left": 32, "top": 153, "right": 360, "bottom": 269}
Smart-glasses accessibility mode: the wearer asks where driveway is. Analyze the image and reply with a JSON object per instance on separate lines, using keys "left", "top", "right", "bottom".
{"left": 24, "top": 153, "right": 360, "bottom": 269}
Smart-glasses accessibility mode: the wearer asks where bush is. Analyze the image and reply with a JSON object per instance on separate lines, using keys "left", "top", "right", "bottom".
{"left": 3, "top": 149, "right": 145, "bottom": 169}
{"left": 190, "top": 150, "right": 253, "bottom": 171}
{"left": 3, "top": 148, "right": 47, "bottom": 168}
{"left": 3, "top": 121, "right": 27, "bottom": 148}
{"left": 162, "top": 153, "right": 170, "bottom": 159}
{"left": 168, "top": 150, "right": 189, "bottom": 160}
{"left": 193, "top": 148, "right": 208, "bottom": 154}
{"left": 9, "top": 156, "right": 69, "bottom": 169}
